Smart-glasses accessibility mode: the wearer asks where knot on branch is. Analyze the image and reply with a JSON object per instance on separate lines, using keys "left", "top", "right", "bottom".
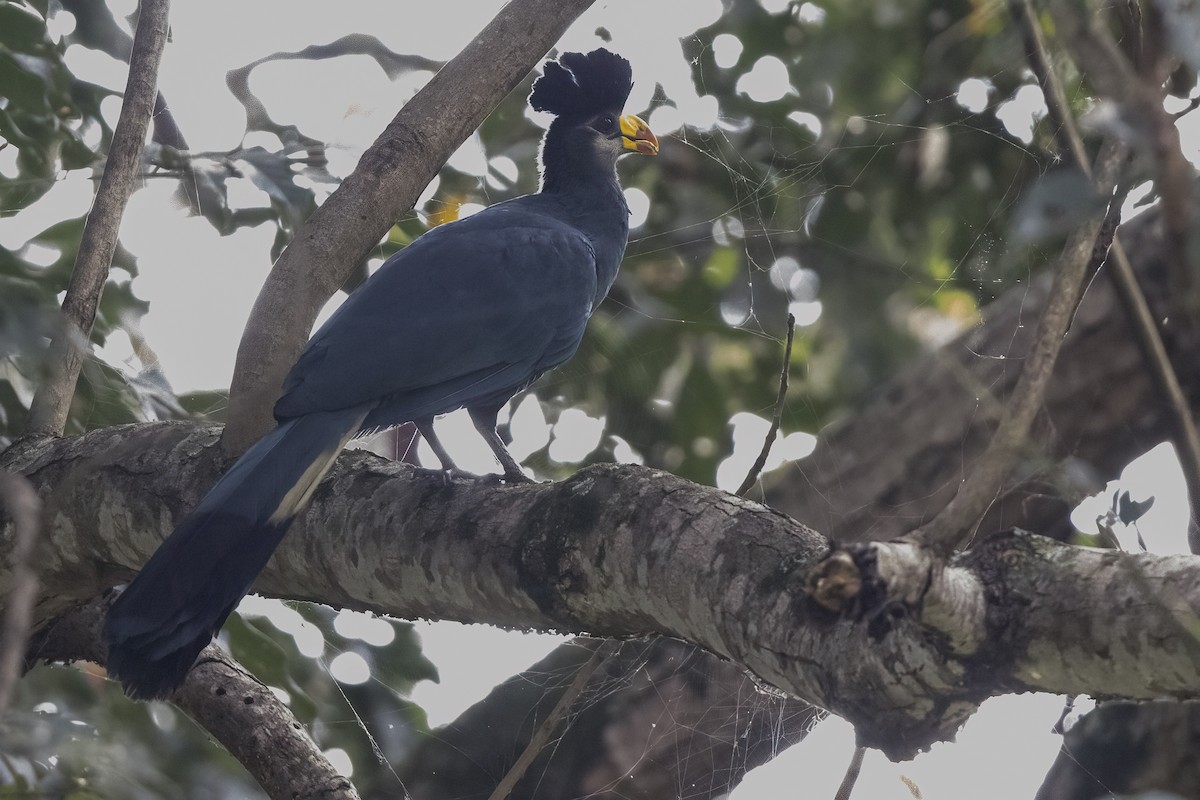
{"left": 804, "top": 539, "right": 991, "bottom": 658}
{"left": 806, "top": 549, "right": 861, "bottom": 612}
{"left": 804, "top": 544, "right": 889, "bottom": 620}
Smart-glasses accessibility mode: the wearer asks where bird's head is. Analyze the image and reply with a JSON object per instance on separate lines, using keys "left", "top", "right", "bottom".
{"left": 530, "top": 48, "right": 658, "bottom": 189}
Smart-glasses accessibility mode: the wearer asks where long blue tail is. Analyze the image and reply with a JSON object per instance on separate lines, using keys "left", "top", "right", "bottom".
{"left": 105, "top": 405, "right": 368, "bottom": 699}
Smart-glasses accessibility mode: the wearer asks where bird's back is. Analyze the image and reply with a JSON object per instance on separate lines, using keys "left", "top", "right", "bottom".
{"left": 274, "top": 194, "right": 612, "bottom": 430}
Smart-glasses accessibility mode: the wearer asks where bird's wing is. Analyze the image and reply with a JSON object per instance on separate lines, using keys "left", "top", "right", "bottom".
{"left": 274, "top": 215, "right": 598, "bottom": 424}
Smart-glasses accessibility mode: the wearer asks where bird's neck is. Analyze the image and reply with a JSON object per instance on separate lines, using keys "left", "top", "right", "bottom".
{"left": 538, "top": 120, "right": 622, "bottom": 199}
{"left": 541, "top": 174, "right": 628, "bottom": 222}
{"left": 539, "top": 154, "right": 620, "bottom": 198}
{"left": 545, "top": 176, "right": 629, "bottom": 302}
{"left": 537, "top": 122, "right": 631, "bottom": 298}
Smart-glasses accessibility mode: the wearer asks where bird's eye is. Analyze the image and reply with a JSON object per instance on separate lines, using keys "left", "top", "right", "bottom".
{"left": 595, "top": 114, "right": 616, "bottom": 132}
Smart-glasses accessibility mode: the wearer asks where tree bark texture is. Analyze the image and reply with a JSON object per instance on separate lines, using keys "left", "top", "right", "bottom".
{"left": 4, "top": 418, "right": 1199, "bottom": 760}
{"left": 0, "top": 471, "right": 40, "bottom": 716}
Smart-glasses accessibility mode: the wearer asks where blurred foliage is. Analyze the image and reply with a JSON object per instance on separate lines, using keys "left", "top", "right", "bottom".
{"left": 2, "top": 0, "right": 1196, "bottom": 795}
{"left": 0, "top": 664, "right": 259, "bottom": 799}
{"left": 0, "top": 605, "right": 434, "bottom": 798}
{"left": 0, "top": 0, "right": 104, "bottom": 205}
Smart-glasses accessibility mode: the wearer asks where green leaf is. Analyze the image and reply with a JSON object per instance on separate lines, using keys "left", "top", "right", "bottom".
{"left": 0, "top": 48, "right": 55, "bottom": 114}
{"left": 0, "top": 2, "right": 49, "bottom": 53}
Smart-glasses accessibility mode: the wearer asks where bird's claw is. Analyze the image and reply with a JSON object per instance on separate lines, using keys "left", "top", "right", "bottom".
{"left": 412, "top": 466, "right": 536, "bottom": 486}
{"left": 413, "top": 466, "right": 475, "bottom": 485}
{"left": 475, "top": 470, "right": 536, "bottom": 486}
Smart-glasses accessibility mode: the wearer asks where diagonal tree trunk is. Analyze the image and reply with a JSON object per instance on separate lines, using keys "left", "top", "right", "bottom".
{"left": 402, "top": 638, "right": 821, "bottom": 800}
{"left": 1036, "top": 700, "right": 1200, "bottom": 800}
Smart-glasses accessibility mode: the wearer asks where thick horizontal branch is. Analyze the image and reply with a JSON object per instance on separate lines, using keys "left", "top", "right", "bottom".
{"left": 5, "top": 424, "right": 1198, "bottom": 758}
{"left": 817, "top": 536, "right": 1200, "bottom": 698}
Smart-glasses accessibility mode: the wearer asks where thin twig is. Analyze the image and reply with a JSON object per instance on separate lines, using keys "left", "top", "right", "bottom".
{"left": 1172, "top": 94, "right": 1200, "bottom": 121}
{"left": 1008, "top": 0, "right": 1087, "bottom": 162}
{"left": 25, "top": 0, "right": 171, "bottom": 437}
{"left": 0, "top": 472, "right": 41, "bottom": 716}
{"left": 914, "top": 3, "right": 1137, "bottom": 552}
{"left": 736, "top": 314, "right": 796, "bottom": 497}
{"left": 488, "top": 638, "right": 616, "bottom": 800}
{"left": 914, "top": 138, "right": 1128, "bottom": 554}
{"left": 1046, "top": 0, "right": 1140, "bottom": 103}
{"left": 1014, "top": 0, "right": 1200, "bottom": 554}
{"left": 833, "top": 745, "right": 866, "bottom": 800}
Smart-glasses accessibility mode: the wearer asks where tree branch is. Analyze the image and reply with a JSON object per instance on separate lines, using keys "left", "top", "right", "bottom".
{"left": 1036, "top": 700, "right": 1200, "bottom": 799}
{"left": 913, "top": 137, "right": 1128, "bottom": 553}
{"left": 6, "top": 424, "right": 1199, "bottom": 759}
{"left": 833, "top": 745, "right": 866, "bottom": 800}
{"left": 736, "top": 313, "right": 795, "bottom": 496}
{"left": 222, "top": 0, "right": 597, "bottom": 454}
{"left": 1008, "top": 0, "right": 1087, "bottom": 163}
{"left": 25, "top": 0, "right": 171, "bottom": 437}
{"left": 27, "top": 595, "right": 359, "bottom": 800}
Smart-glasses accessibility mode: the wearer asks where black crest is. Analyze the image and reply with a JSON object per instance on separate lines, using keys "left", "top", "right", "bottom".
{"left": 529, "top": 48, "right": 633, "bottom": 118}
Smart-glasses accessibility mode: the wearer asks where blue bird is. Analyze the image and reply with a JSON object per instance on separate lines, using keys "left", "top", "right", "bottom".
{"left": 105, "top": 48, "right": 658, "bottom": 700}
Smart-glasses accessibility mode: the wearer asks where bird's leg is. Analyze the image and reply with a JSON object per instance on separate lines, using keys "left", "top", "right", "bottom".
{"left": 414, "top": 418, "right": 473, "bottom": 481}
{"left": 468, "top": 406, "right": 535, "bottom": 483}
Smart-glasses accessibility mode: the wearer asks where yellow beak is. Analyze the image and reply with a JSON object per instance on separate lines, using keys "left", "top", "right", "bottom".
{"left": 620, "top": 114, "right": 659, "bottom": 156}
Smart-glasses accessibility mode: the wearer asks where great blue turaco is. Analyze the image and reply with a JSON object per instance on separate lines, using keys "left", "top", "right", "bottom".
{"left": 105, "top": 48, "right": 658, "bottom": 700}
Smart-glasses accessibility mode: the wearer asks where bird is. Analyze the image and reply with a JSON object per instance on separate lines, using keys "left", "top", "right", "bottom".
{"left": 104, "top": 48, "right": 658, "bottom": 700}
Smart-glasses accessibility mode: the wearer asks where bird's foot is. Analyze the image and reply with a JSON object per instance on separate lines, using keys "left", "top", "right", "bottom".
{"left": 413, "top": 466, "right": 476, "bottom": 485}
{"left": 412, "top": 466, "right": 536, "bottom": 486}
{"left": 470, "top": 470, "right": 536, "bottom": 486}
